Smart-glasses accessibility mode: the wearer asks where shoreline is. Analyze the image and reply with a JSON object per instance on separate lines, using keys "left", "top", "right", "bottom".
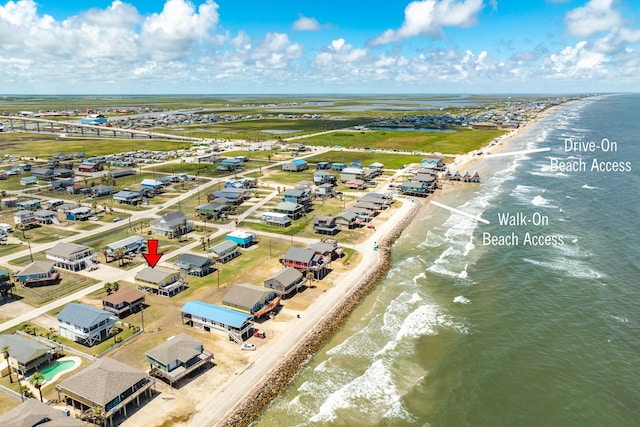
{"left": 210, "top": 108, "right": 561, "bottom": 427}
{"left": 217, "top": 201, "right": 422, "bottom": 427}
{"left": 161, "top": 102, "right": 568, "bottom": 427}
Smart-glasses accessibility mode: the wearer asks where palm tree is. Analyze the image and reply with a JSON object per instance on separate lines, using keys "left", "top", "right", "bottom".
{"left": 1, "top": 345, "right": 13, "bottom": 383}
{"left": 115, "top": 248, "right": 125, "bottom": 267}
{"left": 112, "top": 281, "right": 119, "bottom": 293}
{"left": 102, "top": 246, "right": 109, "bottom": 263}
{"left": 104, "top": 282, "right": 113, "bottom": 295}
{"left": 109, "top": 326, "right": 119, "bottom": 344}
{"left": 29, "top": 372, "right": 45, "bottom": 402}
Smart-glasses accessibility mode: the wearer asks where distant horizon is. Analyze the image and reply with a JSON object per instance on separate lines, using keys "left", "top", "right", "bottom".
{"left": 1, "top": 1, "right": 639, "bottom": 94}
{"left": 0, "top": 92, "right": 621, "bottom": 98}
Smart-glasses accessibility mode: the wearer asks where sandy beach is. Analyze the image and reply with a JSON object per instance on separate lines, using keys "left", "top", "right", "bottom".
{"left": 119, "top": 109, "right": 556, "bottom": 427}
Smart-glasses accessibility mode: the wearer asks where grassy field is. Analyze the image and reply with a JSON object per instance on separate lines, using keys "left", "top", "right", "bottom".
{"left": 9, "top": 271, "right": 99, "bottom": 307}
{"left": 0, "top": 132, "right": 192, "bottom": 158}
{"left": 299, "top": 128, "right": 507, "bottom": 154}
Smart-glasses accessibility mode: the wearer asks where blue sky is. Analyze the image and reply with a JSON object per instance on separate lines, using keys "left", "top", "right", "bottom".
{"left": 1, "top": 0, "right": 639, "bottom": 94}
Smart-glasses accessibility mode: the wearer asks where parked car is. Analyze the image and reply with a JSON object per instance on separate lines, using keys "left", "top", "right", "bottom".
{"left": 241, "top": 343, "right": 256, "bottom": 351}
{"left": 113, "top": 216, "right": 123, "bottom": 222}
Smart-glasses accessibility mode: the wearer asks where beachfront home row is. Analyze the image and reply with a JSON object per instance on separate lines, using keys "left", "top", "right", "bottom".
{"left": 263, "top": 267, "right": 305, "bottom": 298}
{"left": 145, "top": 333, "right": 214, "bottom": 388}
{"left": 279, "top": 247, "right": 329, "bottom": 280}
{"left": 181, "top": 300, "right": 254, "bottom": 343}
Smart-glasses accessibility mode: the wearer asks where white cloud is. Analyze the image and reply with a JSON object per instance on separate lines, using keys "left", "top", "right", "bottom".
{"left": 371, "top": 0, "right": 485, "bottom": 44}
{"left": 564, "top": 0, "right": 622, "bottom": 38}
{"left": 293, "top": 15, "right": 324, "bottom": 31}
{"left": 140, "top": 0, "right": 219, "bottom": 60}
{"left": 544, "top": 41, "right": 607, "bottom": 78}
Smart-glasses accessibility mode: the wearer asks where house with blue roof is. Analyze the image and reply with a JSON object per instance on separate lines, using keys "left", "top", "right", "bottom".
{"left": 210, "top": 188, "right": 248, "bottom": 205}
{"left": 180, "top": 300, "right": 254, "bottom": 342}
{"left": 282, "top": 159, "right": 308, "bottom": 172}
{"left": 57, "top": 303, "right": 117, "bottom": 346}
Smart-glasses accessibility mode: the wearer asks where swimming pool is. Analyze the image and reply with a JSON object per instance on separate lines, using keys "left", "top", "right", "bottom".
{"left": 40, "top": 360, "right": 76, "bottom": 381}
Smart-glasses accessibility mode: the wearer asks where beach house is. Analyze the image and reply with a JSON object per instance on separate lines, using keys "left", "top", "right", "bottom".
{"left": 282, "top": 159, "right": 308, "bottom": 172}
{"left": 113, "top": 190, "right": 143, "bottom": 205}
{"left": 175, "top": 253, "right": 215, "bottom": 277}
{"left": 46, "top": 242, "right": 96, "bottom": 271}
{"left": 279, "top": 247, "right": 329, "bottom": 280}
{"left": 0, "top": 399, "right": 86, "bottom": 426}
{"left": 151, "top": 212, "right": 193, "bottom": 238}
{"left": 222, "top": 283, "right": 277, "bottom": 315}
{"left": 57, "top": 303, "right": 117, "bottom": 346}
{"left": 180, "top": 300, "right": 254, "bottom": 343}
{"left": 0, "top": 334, "right": 57, "bottom": 377}
{"left": 102, "top": 288, "right": 146, "bottom": 318}
{"left": 146, "top": 334, "right": 214, "bottom": 387}
{"left": 260, "top": 212, "right": 291, "bottom": 227}
{"left": 208, "top": 240, "right": 240, "bottom": 264}
{"left": 16, "top": 261, "right": 59, "bottom": 287}
{"left": 264, "top": 267, "right": 305, "bottom": 298}
{"left": 55, "top": 358, "right": 155, "bottom": 427}
{"left": 135, "top": 267, "right": 186, "bottom": 298}
{"left": 105, "top": 235, "right": 146, "bottom": 260}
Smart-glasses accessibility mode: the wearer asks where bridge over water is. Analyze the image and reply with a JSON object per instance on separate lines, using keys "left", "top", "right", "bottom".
{"left": 0, "top": 115, "right": 205, "bottom": 142}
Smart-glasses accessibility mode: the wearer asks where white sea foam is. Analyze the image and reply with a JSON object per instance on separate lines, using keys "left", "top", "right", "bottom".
{"left": 532, "top": 195, "right": 551, "bottom": 206}
{"left": 453, "top": 295, "right": 471, "bottom": 304}
{"left": 523, "top": 257, "right": 603, "bottom": 279}
{"left": 309, "top": 359, "right": 401, "bottom": 423}
{"left": 582, "top": 184, "right": 601, "bottom": 190}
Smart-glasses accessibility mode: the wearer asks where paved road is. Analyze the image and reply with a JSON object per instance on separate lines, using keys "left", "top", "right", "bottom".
{"left": 183, "top": 197, "right": 413, "bottom": 427}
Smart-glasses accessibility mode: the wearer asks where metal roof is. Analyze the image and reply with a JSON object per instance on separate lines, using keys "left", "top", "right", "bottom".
{"left": 181, "top": 300, "right": 252, "bottom": 328}
{"left": 56, "top": 303, "right": 115, "bottom": 329}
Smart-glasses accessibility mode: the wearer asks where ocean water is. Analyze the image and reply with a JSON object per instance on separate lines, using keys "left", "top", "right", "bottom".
{"left": 255, "top": 94, "right": 640, "bottom": 427}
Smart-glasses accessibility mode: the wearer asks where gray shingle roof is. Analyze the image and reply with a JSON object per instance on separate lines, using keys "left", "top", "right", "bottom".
{"left": 145, "top": 333, "right": 202, "bottom": 365}
{"left": 177, "top": 253, "right": 211, "bottom": 268}
{"left": 282, "top": 247, "right": 315, "bottom": 264}
{"left": 210, "top": 240, "right": 237, "bottom": 254}
{"left": 268, "top": 267, "right": 303, "bottom": 286}
{"left": 56, "top": 303, "right": 115, "bottom": 329}
{"left": 57, "top": 357, "right": 149, "bottom": 407}
{"left": 275, "top": 201, "right": 302, "bottom": 211}
{"left": 46, "top": 242, "right": 92, "bottom": 258}
{"left": 135, "top": 267, "right": 179, "bottom": 284}
{"left": 153, "top": 212, "right": 187, "bottom": 227}
{"left": 0, "top": 334, "right": 51, "bottom": 365}
{"left": 0, "top": 398, "right": 87, "bottom": 427}
{"left": 223, "top": 283, "right": 271, "bottom": 309}
{"left": 17, "top": 261, "right": 55, "bottom": 277}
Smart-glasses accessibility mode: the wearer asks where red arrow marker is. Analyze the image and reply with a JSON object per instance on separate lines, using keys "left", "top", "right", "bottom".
{"left": 143, "top": 239, "right": 163, "bottom": 268}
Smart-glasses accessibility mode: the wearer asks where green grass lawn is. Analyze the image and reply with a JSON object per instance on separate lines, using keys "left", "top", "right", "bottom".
{"left": 0, "top": 132, "right": 192, "bottom": 158}
{"left": 10, "top": 271, "right": 99, "bottom": 307}
{"left": 299, "top": 128, "right": 507, "bottom": 154}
